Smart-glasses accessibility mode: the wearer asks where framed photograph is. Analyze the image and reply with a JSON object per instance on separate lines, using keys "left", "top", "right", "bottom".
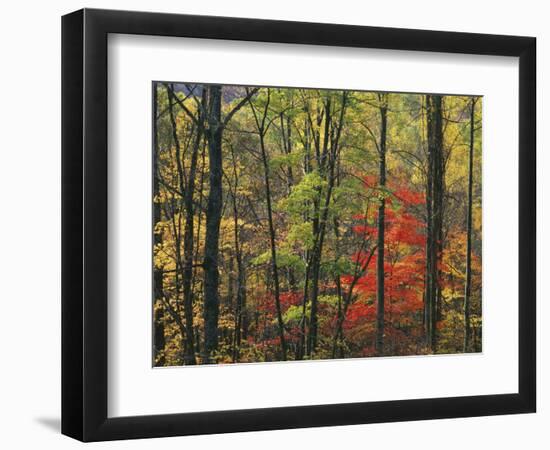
{"left": 62, "top": 8, "right": 536, "bottom": 441}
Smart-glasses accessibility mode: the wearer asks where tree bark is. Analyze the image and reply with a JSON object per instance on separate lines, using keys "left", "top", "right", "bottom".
{"left": 166, "top": 84, "right": 201, "bottom": 365}
{"left": 296, "top": 113, "right": 312, "bottom": 360}
{"left": 228, "top": 146, "right": 247, "bottom": 362}
{"left": 307, "top": 93, "right": 347, "bottom": 356}
{"left": 251, "top": 89, "right": 288, "bottom": 360}
{"left": 260, "top": 138, "right": 288, "bottom": 360}
{"left": 153, "top": 82, "right": 166, "bottom": 366}
{"left": 425, "top": 94, "right": 443, "bottom": 352}
{"left": 463, "top": 98, "right": 476, "bottom": 352}
{"left": 375, "top": 94, "right": 388, "bottom": 356}
{"left": 201, "top": 85, "right": 258, "bottom": 363}
{"left": 203, "top": 85, "right": 223, "bottom": 363}
{"left": 180, "top": 91, "right": 204, "bottom": 365}
{"left": 307, "top": 97, "right": 331, "bottom": 356}
{"left": 432, "top": 96, "right": 444, "bottom": 353}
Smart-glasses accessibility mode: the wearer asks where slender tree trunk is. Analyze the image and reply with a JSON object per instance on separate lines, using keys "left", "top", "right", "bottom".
{"left": 424, "top": 100, "right": 433, "bottom": 342}
{"left": 281, "top": 113, "right": 295, "bottom": 194}
{"left": 203, "top": 85, "right": 223, "bottom": 363}
{"left": 432, "top": 96, "right": 443, "bottom": 352}
{"left": 307, "top": 94, "right": 347, "bottom": 356}
{"left": 247, "top": 89, "right": 287, "bottom": 360}
{"left": 227, "top": 148, "right": 247, "bottom": 362}
{"left": 331, "top": 208, "right": 344, "bottom": 359}
{"left": 426, "top": 95, "right": 435, "bottom": 350}
{"left": 330, "top": 210, "right": 350, "bottom": 361}
{"left": 232, "top": 244, "right": 246, "bottom": 362}
{"left": 193, "top": 143, "right": 207, "bottom": 354}
{"left": 167, "top": 193, "right": 186, "bottom": 364}
{"left": 331, "top": 242, "right": 376, "bottom": 358}
{"left": 153, "top": 82, "right": 166, "bottom": 366}
{"left": 375, "top": 95, "right": 388, "bottom": 356}
{"left": 166, "top": 84, "right": 201, "bottom": 365}
{"left": 260, "top": 132, "right": 288, "bottom": 361}
{"left": 307, "top": 239, "right": 321, "bottom": 355}
{"left": 425, "top": 94, "right": 443, "bottom": 352}
{"left": 307, "top": 185, "right": 336, "bottom": 356}
{"left": 307, "top": 98, "right": 331, "bottom": 356}
{"left": 181, "top": 95, "right": 205, "bottom": 365}
{"left": 463, "top": 98, "right": 476, "bottom": 352}
{"left": 434, "top": 101, "right": 445, "bottom": 346}
{"left": 296, "top": 115, "right": 311, "bottom": 360}
{"left": 166, "top": 85, "right": 189, "bottom": 363}
{"left": 298, "top": 268, "right": 310, "bottom": 360}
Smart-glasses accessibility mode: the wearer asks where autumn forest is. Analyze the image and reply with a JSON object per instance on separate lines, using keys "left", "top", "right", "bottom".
{"left": 153, "top": 82, "right": 482, "bottom": 366}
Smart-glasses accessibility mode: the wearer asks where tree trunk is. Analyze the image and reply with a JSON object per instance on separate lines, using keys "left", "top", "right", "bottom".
{"left": 227, "top": 147, "right": 247, "bottom": 363}
{"left": 259, "top": 122, "right": 288, "bottom": 360}
{"left": 203, "top": 85, "right": 223, "bottom": 363}
{"left": 432, "top": 96, "right": 443, "bottom": 352}
{"left": 425, "top": 94, "right": 443, "bottom": 352}
{"left": 463, "top": 98, "right": 476, "bottom": 352}
{"left": 307, "top": 98, "right": 331, "bottom": 356}
{"left": 307, "top": 93, "right": 347, "bottom": 356}
{"left": 375, "top": 95, "right": 388, "bottom": 356}
{"left": 152, "top": 82, "right": 165, "bottom": 366}
{"left": 193, "top": 143, "right": 207, "bottom": 354}
{"left": 296, "top": 115, "right": 311, "bottom": 360}
{"left": 181, "top": 92, "right": 205, "bottom": 365}
{"left": 166, "top": 84, "right": 200, "bottom": 365}
{"left": 260, "top": 138, "right": 288, "bottom": 360}
{"left": 200, "top": 85, "right": 258, "bottom": 363}
{"left": 232, "top": 245, "right": 247, "bottom": 362}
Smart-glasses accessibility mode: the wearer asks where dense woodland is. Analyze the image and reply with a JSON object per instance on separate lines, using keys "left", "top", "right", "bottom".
{"left": 152, "top": 82, "right": 482, "bottom": 366}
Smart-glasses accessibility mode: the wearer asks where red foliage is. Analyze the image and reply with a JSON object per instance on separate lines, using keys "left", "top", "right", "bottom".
{"left": 342, "top": 179, "right": 427, "bottom": 352}
{"left": 279, "top": 291, "right": 302, "bottom": 309}
{"left": 393, "top": 185, "right": 426, "bottom": 206}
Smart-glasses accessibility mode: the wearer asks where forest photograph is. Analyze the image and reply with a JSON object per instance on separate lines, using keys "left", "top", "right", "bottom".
{"left": 152, "top": 82, "right": 482, "bottom": 367}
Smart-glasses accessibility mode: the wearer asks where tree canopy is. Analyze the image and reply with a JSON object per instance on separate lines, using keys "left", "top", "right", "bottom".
{"left": 153, "top": 83, "right": 482, "bottom": 365}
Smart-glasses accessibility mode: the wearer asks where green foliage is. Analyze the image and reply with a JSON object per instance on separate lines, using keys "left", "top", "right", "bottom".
{"left": 321, "top": 257, "right": 355, "bottom": 278}
{"left": 251, "top": 248, "right": 305, "bottom": 272}
{"left": 269, "top": 147, "right": 305, "bottom": 171}
{"left": 283, "top": 304, "right": 305, "bottom": 324}
{"left": 278, "top": 171, "right": 327, "bottom": 217}
{"left": 287, "top": 222, "right": 315, "bottom": 251}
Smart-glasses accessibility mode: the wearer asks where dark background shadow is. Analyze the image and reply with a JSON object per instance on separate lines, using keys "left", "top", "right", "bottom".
{"left": 35, "top": 417, "right": 61, "bottom": 433}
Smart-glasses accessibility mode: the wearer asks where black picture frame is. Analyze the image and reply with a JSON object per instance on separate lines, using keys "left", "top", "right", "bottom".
{"left": 62, "top": 8, "right": 536, "bottom": 442}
